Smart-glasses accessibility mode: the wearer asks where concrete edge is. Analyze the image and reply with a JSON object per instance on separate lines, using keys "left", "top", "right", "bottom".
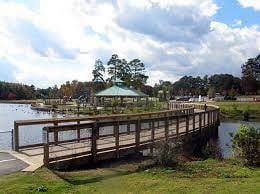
{"left": 1, "top": 150, "right": 43, "bottom": 172}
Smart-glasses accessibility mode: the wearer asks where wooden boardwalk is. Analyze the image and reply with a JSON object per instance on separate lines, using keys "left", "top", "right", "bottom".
{"left": 15, "top": 105, "right": 219, "bottom": 168}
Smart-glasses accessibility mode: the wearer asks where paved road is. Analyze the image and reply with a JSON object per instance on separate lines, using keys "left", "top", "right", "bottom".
{"left": 0, "top": 152, "right": 28, "bottom": 175}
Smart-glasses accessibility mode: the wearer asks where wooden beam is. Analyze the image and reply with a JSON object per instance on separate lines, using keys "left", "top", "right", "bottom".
{"left": 135, "top": 117, "right": 141, "bottom": 153}
{"left": 77, "top": 121, "right": 80, "bottom": 142}
{"left": 199, "top": 113, "right": 202, "bottom": 133}
{"left": 53, "top": 122, "right": 58, "bottom": 145}
{"left": 186, "top": 115, "right": 189, "bottom": 134}
{"left": 43, "top": 127, "right": 49, "bottom": 166}
{"left": 165, "top": 112, "right": 169, "bottom": 141}
{"left": 91, "top": 122, "right": 98, "bottom": 163}
{"left": 14, "top": 122, "right": 19, "bottom": 151}
{"left": 115, "top": 121, "right": 120, "bottom": 158}
{"left": 176, "top": 116, "right": 179, "bottom": 137}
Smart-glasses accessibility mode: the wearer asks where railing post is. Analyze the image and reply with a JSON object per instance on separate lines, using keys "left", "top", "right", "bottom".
{"left": 165, "top": 113, "right": 169, "bottom": 141}
{"left": 54, "top": 121, "right": 58, "bottom": 145}
{"left": 11, "top": 129, "right": 14, "bottom": 150}
{"left": 210, "top": 111, "right": 212, "bottom": 126}
{"left": 207, "top": 111, "right": 210, "bottom": 126}
{"left": 115, "top": 121, "right": 120, "bottom": 158}
{"left": 203, "top": 112, "right": 206, "bottom": 127}
{"left": 77, "top": 121, "right": 80, "bottom": 142}
{"left": 14, "top": 122, "right": 19, "bottom": 151}
{"left": 91, "top": 122, "right": 98, "bottom": 163}
{"left": 151, "top": 118, "right": 155, "bottom": 155}
{"left": 113, "top": 118, "right": 116, "bottom": 137}
{"left": 186, "top": 114, "right": 189, "bottom": 134}
{"left": 193, "top": 113, "right": 196, "bottom": 131}
{"left": 213, "top": 111, "right": 215, "bottom": 124}
{"left": 199, "top": 113, "right": 202, "bottom": 133}
{"left": 217, "top": 109, "right": 220, "bottom": 124}
{"left": 127, "top": 117, "right": 130, "bottom": 134}
{"left": 135, "top": 117, "right": 141, "bottom": 153}
{"left": 43, "top": 127, "right": 49, "bottom": 166}
{"left": 176, "top": 116, "right": 179, "bottom": 137}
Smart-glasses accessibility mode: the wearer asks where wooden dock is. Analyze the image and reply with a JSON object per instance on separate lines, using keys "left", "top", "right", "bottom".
{"left": 12, "top": 103, "right": 219, "bottom": 168}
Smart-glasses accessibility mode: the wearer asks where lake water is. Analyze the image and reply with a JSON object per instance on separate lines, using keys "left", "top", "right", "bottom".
{"left": 0, "top": 103, "right": 259, "bottom": 158}
{"left": 0, "top": 103, "right": 75, "bottom": 150}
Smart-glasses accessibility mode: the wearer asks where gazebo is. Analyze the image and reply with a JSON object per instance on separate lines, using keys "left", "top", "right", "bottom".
{"left": 94, "top": 79, "right": 148, "bottom": 106}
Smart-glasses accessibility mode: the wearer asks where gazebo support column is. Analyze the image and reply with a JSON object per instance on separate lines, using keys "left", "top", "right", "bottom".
{"left": 120, "top": 96, "right": 123, "bottom": 106}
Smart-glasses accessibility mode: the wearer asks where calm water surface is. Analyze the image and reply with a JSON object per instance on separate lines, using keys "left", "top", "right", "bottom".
{"left": 0, "top": 103, "right": 75, "bottom": 150}
{"left": 1, "top": 103, "right": 260, "bottom": 158}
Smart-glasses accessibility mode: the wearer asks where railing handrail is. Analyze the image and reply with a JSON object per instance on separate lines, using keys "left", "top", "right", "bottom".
{"left": 0, "top": 130, "right": 12, "bottom": 133}
{"left": 14, "top": 107, "right": 195, "bottom": 126}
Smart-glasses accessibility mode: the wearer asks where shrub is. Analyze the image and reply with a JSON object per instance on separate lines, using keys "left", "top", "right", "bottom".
{"left": 154, "top": 140, "right": 182, "bottom": 167}
{"left": 231, "top": 125, "right": 260, "bottom": 166}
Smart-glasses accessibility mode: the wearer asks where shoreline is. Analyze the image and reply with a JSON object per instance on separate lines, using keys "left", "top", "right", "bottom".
{"left": 0, "top": 100, "right": 37, "bottom": 104}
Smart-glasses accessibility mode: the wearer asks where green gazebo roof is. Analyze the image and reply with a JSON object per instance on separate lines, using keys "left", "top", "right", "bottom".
{"left": 95, "top": 85, "right": 148, "bottom": 97}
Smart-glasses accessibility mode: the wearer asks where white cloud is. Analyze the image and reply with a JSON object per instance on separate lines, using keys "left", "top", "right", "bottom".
{"left": 0, "top": 0, "right": 259, "bottom": 88}
{"left": 237, "top": 0, "right": 260, "bottom": 11}
{"left": 232, "top": 19, "right": 243, "bottom": 27}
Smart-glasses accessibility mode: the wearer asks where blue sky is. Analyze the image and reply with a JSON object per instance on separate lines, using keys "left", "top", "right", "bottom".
{"left": 0, "top": 0, "right": 259, "bottom": 88}
{"left": 214, "top": 0, "right": 260, "bottom": 26}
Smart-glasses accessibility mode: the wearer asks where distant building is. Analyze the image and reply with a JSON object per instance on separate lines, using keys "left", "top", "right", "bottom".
{"left": 94, "top": 79, "right": 148, "bottom": 106}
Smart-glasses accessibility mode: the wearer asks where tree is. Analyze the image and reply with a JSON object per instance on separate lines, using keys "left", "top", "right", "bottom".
{"left": 207, "top": 87, "right": 216, "bottom": 98}
{"left": 0, "top": 81, "right": 38, "bottom": 100}
{"left": 128, "top": 59, "right": 148, "bottom": 89}
{"left": 208, "top": 74, "right": 241, "bottom": 95}
{"left": 107, "top": 54, "right": 122, "bottom": 81}
{"left": 117, "top": 58, "right": 131, "bottom": 85}
{"left": 171, "top": 76, "right": 207, "bottom": 96}
{"left": 92, "top": 59, "right": 105, "bottom": 82}
{"left": 241, "top": 54, "right": 260, "bottom": 94}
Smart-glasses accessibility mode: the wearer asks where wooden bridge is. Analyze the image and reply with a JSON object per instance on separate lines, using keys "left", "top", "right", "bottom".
{"left": 13, "top": 103, "right": 220, "bottom": 168}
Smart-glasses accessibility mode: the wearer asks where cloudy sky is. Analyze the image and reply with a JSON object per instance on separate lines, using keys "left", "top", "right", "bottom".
{"left": 0, "top": 0, "right": 260, "bottom": 88}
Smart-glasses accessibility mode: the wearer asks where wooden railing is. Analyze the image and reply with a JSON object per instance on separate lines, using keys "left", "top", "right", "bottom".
{"left": 41, "top": 104, "right": 219, "bottom": 165}
{"left": 13, "top": 106, "right": 195, "bottom": 151}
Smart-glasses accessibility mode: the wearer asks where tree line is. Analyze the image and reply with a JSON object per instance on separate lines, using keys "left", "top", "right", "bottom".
{"left": 154, "top": 74, "right": 241, "bottom": 100}
{"left": 0, "top": 54, "right": 259, "bottom": 100}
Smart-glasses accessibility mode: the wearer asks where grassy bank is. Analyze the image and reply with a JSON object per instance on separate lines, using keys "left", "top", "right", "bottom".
{"left": 207, "top": 101, "right": 260, "bottom": 120}
{"left": 0, "top": 158, "right": 259, "bottom": 193}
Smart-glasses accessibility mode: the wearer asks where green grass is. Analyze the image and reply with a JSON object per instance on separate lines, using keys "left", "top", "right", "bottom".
{"left": 207, "top": 101, "right": 260, "bottom": 120}
{"left": 0, "top": 159, "right": 259, "bottom": 194}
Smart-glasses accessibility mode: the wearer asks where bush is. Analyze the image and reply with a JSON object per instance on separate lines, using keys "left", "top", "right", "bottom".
{"left": 154, "top": 141, "right": 182, "bottom": 167}
{"left": 231, "top": 125, "right": 260, "bottom": 166}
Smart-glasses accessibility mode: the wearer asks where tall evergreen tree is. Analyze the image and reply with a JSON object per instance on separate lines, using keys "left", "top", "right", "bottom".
{"left": 92, "top": 59, "right": 105, "bottom": 82}
{"left": 107, "top": 54, "right": 121, "bottom": 81}
{"left": 128, "top": 59, "right": 148, "bottom": 89}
